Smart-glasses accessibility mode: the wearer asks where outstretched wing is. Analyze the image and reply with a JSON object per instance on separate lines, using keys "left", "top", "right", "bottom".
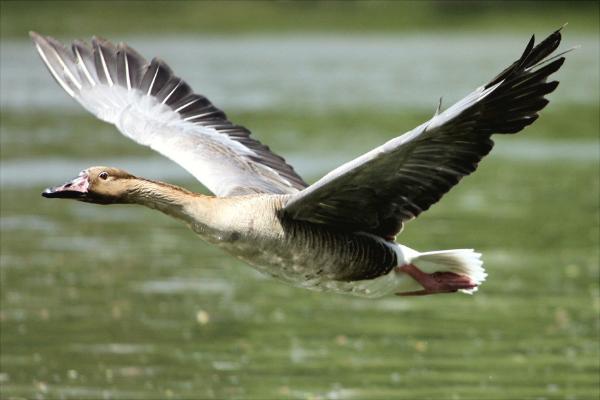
{"left": 30, "top": 32, "right": 307, "bottom": 196}
{"left": 283, "top": 28, "right": 566, "bottom": 239}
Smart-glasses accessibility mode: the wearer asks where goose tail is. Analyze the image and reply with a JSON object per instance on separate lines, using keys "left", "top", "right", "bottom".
{"left": 395, "top": 246, "right": 487, "bottom": 295}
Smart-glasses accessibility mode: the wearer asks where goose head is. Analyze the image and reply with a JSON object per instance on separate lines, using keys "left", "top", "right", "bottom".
{"left": 42, "top": 166, "right": 135, "bottom": 204}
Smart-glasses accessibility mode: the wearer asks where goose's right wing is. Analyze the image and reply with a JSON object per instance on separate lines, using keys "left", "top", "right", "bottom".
{"left": 283, "top": 29, "right": 566, "bottom": 240}
{"left": 30, "top": 32, "right": 307, "bottom": 197}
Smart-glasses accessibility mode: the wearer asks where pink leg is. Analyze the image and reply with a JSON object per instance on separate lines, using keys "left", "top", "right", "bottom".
{"left": 395, "top": 264, "right": 477, "bottom": 296}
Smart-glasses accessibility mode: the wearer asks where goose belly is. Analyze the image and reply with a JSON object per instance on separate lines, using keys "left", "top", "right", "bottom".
{"left": 210, "top": 221, "right": 403, "bottom": 297}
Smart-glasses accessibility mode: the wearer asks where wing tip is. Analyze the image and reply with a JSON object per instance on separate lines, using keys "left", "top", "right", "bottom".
{"left": 29, "top": 30, "right": 50, "bottom": 48}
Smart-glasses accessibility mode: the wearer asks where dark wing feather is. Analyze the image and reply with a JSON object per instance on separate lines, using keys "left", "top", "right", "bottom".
{"left": 283, "top": 28, "right": 567, "bottom": 239}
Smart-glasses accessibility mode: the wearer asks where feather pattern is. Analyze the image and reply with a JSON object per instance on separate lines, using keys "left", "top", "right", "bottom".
{"left": 30, "top": 32, "right": 307, "bottom": 197}
{"left": 283, "top": 28, "right": 567, "bottom": 239}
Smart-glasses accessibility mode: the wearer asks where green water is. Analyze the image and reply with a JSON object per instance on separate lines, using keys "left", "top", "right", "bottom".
{"left": 2, "top": 150, "right": 599, "bottom": 400}
{"left": 1, "top": 3, "right": 599, "bottom": 399}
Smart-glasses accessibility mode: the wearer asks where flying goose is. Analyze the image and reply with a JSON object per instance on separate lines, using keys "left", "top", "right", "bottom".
{"left": 33, "top": 29, "right": 567, "bottom": 297}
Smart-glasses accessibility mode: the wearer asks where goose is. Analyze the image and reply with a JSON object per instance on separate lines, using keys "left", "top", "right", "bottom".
{"left": 32, "top": 28, "right": 567, "bottom": 298}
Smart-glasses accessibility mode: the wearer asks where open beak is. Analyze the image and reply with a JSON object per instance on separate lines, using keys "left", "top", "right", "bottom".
{"left": 42, "top": 173, "right": 90, "bottom": 199}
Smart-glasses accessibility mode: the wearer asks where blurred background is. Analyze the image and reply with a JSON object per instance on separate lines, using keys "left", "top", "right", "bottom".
{"left": 1, "top": 1, "right": 598, "bottom": 399}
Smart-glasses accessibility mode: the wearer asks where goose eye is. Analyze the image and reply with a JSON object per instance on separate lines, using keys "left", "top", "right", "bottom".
{"left": 99, "top": 172, "right": 109, "bottom": 180}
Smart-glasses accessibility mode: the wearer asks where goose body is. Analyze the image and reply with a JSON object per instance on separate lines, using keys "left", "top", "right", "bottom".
{"left": 33, "top": 29, "right": 567, "bottom": 297}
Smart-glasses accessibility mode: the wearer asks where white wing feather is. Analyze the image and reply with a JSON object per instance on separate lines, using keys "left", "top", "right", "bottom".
{"left": 31, "top": 32, "right": 307, "bottom": 196}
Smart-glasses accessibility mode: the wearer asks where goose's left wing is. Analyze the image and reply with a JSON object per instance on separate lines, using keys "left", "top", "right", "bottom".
{"left": 283, "top": 29, "right": 566, "bottom": 240}
{"left": 30, "top": 32, "right": 307, "bottom": 197}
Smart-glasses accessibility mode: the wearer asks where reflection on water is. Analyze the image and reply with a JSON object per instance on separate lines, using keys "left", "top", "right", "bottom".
{"left": 0, "top": 215, "right": 57, "bottom": 231}
{"left": 69, "top": 343, "right": 156, "bottom": 355}
{"left": 1, "top": 34, "right": 598, "bottom": 112}
{"left": 0, "top": 154, "right": 344, "bottom": 188}
{"left": 0, "top": 140, "right": 597, "bottom": 188}
{"left": 136, "top": 278, "right": 234, "bottom": 296}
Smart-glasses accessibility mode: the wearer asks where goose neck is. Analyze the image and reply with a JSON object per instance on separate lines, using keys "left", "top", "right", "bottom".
{"left": 125, "top": 178, "right": 210, "bottom": 222}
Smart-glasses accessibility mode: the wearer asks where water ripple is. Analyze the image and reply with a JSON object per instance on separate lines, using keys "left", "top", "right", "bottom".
{"left": 1, "top": 140, "right": 597, "bottom": 188}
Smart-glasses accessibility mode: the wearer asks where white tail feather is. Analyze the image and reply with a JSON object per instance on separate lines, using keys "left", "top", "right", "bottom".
{"left": 411, "top": 249, "right": 487, "bottom": 294}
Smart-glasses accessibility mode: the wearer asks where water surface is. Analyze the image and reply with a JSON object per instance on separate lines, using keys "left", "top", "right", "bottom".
{"left": 1, "top": 33, "right": 598, "bottom": 400}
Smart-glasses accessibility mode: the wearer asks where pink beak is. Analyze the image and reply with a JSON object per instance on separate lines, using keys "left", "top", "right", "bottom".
{"left": 42, "top": 172, "right": 90, "bottom": 199}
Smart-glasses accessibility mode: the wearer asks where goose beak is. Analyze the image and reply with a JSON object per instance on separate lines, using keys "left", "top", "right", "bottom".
{"left": 42, "top": 173, "right": 90, "bottom": 199}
